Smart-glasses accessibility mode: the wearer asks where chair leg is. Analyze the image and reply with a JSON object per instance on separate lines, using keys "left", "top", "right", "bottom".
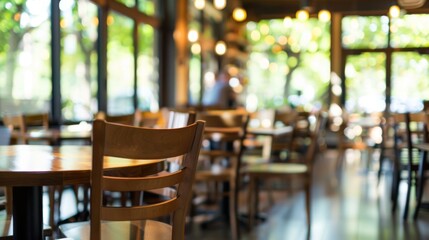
{"left": 336, "top": 148, "right": 345, "bottom": 170}
{"left": 248, "top": 175, "right": 256, "bottom": 230}
{"left": 391, "top": 165, "right": 400, "bottom": 211}
{"left": 49, "top": 186, "right": 55, "bottom": 228}
{"left": 414, "top": 151, "right": 427, "bottom": 219}
{"left": 229, "top": 180, "right": 238, "bottom": 240}
{"left": 5, "top": 187, "right": 13, "bottom": 217}
{"left": 377, "top": 146, "right": 385, "bottom": 185}
{"left": 403, "top": 173, "right": 412, "bottom": 220}
{"left": 305, "top": 181, "right": 311, "bottom": 228}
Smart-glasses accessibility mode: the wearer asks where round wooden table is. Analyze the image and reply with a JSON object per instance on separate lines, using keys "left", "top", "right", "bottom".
{"left": 0, "top": 145, "right": 165, "bottom": 240}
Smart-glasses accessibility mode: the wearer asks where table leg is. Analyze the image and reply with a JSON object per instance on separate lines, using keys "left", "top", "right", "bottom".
{"left": 13, "top": 186, "right": 43, "bottom": 240}
{"left": 262, "top": 136, "right": 273, "bottom": 161}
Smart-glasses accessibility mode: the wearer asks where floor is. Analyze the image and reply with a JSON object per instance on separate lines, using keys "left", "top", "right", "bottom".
{"left": 38, "top": 147, "right": 429, "bottom": 239}
{"left": 186, "top": 148, "right": 429, "bottom": 240}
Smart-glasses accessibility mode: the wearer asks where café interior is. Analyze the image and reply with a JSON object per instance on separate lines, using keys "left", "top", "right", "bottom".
{"left": 2, "top": 0, "right": 429, "bottom": 239}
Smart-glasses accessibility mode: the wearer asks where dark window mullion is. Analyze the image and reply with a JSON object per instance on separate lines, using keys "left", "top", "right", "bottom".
{"left": 97, "top": 5, "right": 108, "bottom": 113}
{"left": 51, "top": 0, "right": 61, "bottom": 125}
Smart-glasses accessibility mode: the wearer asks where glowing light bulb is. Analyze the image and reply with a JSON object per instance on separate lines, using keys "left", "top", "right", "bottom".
{"left": 214, "top": 0, "right": 226, "bottom": 10}
{"left": 194, "top": 0, "right": 205, "bottom": 10}
{"left": 188, "top": 30, "right": 199, "bottom": 42}
{"left": 215, "top": 41, "right": 227, "bottom": 55}
{"left": 389, "top": 5, "right": 400, "bottom": 18}
{"left": 296, "top": 9, "right": 309, "bottom": 21}
{"left": 233, "top": 8, "right": 247, "bottom": 22}
{"left": 318, "top": 9, "right": 331, "bottom": 22}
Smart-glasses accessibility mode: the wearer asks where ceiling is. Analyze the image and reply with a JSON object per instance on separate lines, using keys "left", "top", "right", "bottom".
{"left": 239, "top": 0, "right": 429, "bottom": 21}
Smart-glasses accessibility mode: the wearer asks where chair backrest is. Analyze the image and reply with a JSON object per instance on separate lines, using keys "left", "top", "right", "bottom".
{"left": 134, "top": 109, "right": 165, "bottom": 128}
{"left": 90, "top": 119, "right": 205, "bottom": 240}
{"left": 300, "top": 111, "right": 328, "bottom": 172}
{"left": 23, "top": 113, "right": 49, "bottom": 130}
{"left": 392, "top": 111, "right": 427, "bottom": 167}
{"left": 94, "top": 111, "right": 135, "bottom": 126}
{"left": 167, "top": 111, "right": 196, "bottom": 129}
{"left": 196, "top": 110, "right": 250, "bottom": 182}
{"left": 2, "top": 115, "right": 26, "bottom": 144}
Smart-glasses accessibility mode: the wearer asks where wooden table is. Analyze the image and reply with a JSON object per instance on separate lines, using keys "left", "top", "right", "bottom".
{"left": 0, "top": 145, "right": 165, "bottom": 240}
{"left": 247, "top": 126, "right": 294, "bottom": 160}
{"left": 11, "top": 123, "right": 93, "bottom": 145}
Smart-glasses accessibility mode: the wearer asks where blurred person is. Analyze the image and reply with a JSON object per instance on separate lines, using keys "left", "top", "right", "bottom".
{"left": 202, "top": 71, "right": 236, "bottom": 108}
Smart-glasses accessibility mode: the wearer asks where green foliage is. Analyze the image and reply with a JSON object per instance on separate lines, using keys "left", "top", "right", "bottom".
{"left": 246, "top": 18, "right": 331, "bottom": 110}
{"left": 342, "top": 16, "right": 389, "bottom": 49}
{"left": 390, "top": 14, "right": 429, "bottom": 48}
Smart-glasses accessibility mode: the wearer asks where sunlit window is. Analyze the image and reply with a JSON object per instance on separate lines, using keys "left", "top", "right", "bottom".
{"left": 0, "top": 0, "right": 51, "bottom": 115}
{"left": 391, "top": 52, "right": 429, "bottom": 112}
{"left": 60, "top": 0, "right": 98, "bottom": 121}
{"left": 246, "top": 18, "right": 330, "bottom": 110}
{"left": 342, "top": 16, "right": 389, "bottom": 49}
{"left": 390, "top": 14, "right": 429, "bottom": 48}
{"left": 139, "top": 0, "right": 158, "bottom": 16}
{"left": 345, "top": 53, "right": 386, "bottom": 113}
{"left": 137, "top": 24, "right": 159, "bottom": 111}
{"left": 107, "top": 12, "right": 134, "bottom": 115}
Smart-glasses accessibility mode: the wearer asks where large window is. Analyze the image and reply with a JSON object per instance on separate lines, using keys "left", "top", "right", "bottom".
{"left": 391, "top": 52, "right": 429, "bottom": 112}
{"left": 342, "top": 14, "right": 429, "bottom": 113}
{"left": 137, "top": 24, "right": 159, "bottom": 111}
{"left": 246, "top": 18, "right": 331, "bottom": 110}
{"left": 139, "top": 0, "right": 158, "bottom": 16}
{"left": 345, "top": 53, "right": 386, "bottom": 113}
{"left": 107, "top": 12, "right": 134, "bottom": 115}
{"left": 0, "top": 0, "right": 51, "bottom": 115}
{"left": 342, "top": 16, "right": 389, "bottom": 49}
{"left": 60, "top": 0, "right": 98, "bottom": 121}
{"left": 187, "top": 3, "right": 220, "bottom": 106}
{"left": 390, "top": 14, "right": 429, "bottom": 48}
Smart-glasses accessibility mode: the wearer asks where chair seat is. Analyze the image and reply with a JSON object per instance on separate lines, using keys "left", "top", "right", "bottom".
{"left": 246, "top": 163, "right": 308, "bottom": 175}
{"left": 59, "top": 220, "right": 172, "bottom": 240}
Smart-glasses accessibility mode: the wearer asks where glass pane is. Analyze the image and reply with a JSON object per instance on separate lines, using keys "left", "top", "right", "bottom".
{"left": 342, "top": 16, "right": 389, "bottom": 49}
{"left": 0, "top": 0, "right": 51, "bottom": 115}
{"left": 391, "top": 52, "right": 429, "bottom": 112}
{"left": 116, "top": 0, "right": 135, "bottom": 8}
{"left": 188, "top": 14, "right": 202, "bottom": 105}
{"left": 390, "top": 14, "right": 429, "bottom": 48}
{"left": 107, "top": 12, "right": 134, "bottom": 115}
{"left": 137, "top": 24, "right": 159, "bottom": 111}
{"left": 60, "top": 0, "right": 98, "bottom": 121}
{"left": 189, "top": 54, "right": 201, "bottom": 105}
{"left": 139, "top": 0, "right": 157, "bottom": 16}
{"left": 246, "top": 18, "right": 330, "bottom": 111}
{"left": 345, "top": 52, "right": 386, "bottom": 113}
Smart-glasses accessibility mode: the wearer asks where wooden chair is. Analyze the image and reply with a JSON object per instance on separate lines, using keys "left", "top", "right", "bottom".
{"left": 245, "top": 111, "right": 327, "bottom": 230}
{"left": 191, "top": 110, "right": 249, "bottom": 240}
{"left": 94, "top": 111, "right": 136, "bottom": 126}
{"left": 132, "top": 110, "right": 196, "bottom": 206}
{"left": 270, "top": 110, "right": 305, "bottom": 162}
{"left": 58, "top": 119, "right": 205, "bottom": 240}
{"left": 2, "top": 115, "right": 26, "bottom": 145}
{"left": 390, "top": 112, "right": 427, "bottom": 219}
{"left": 2, "top": 113, "right": 51, "bottom": 145}
{"left": 335, "top": 112, "right": 380, "bottom": 170}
